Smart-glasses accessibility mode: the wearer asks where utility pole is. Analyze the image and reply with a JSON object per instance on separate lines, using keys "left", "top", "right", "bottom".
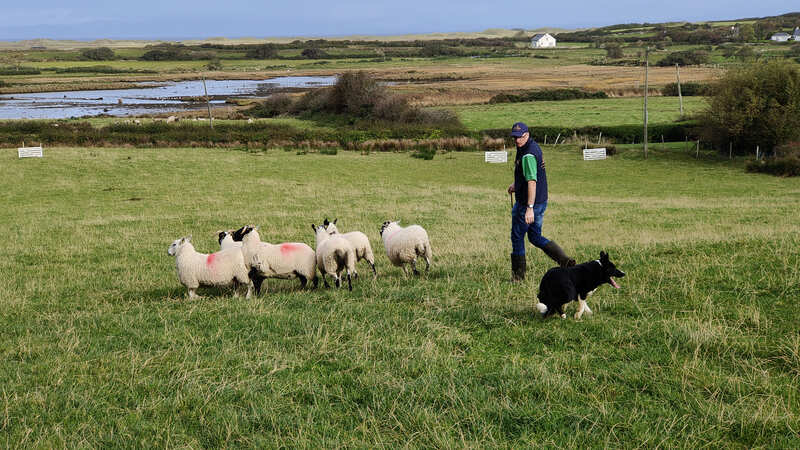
{"left": 202, "top": 76, "right": 213, "bottom": 128}
{"left": 644, "top": 47, "right": 649, "bottom": 159}
{"left": 676, "top": 64, "right": 684, "bottom": 118}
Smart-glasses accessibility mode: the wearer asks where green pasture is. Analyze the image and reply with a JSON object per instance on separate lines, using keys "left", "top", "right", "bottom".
{"left": 453, "top": 96, "right": 707, "bottom": 131}
{"left": 1, "top": 144, "right": 798, "bottom": 447}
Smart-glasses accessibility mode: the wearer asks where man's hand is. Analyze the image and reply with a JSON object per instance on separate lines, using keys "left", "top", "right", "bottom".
{"left": 525, "top": 207, "right": 534, "bottom": 224}
{"left": 507, "top": 183, "right": 515, "bottom": 194}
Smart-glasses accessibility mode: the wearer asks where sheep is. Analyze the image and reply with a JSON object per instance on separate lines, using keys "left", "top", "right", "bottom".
{"left": 167, "top": 235, "right": 252, "bottom": 299}
{"left": 323, "top": 218, "right": 377, "bottom": 277}
{"left": 379, "top": 221, "right": 432, "bottom": 276}
{"left": 231, "top": 225, "right": 317, "bottom": 294}
{"left": 312, "top": 223, "right": 357, "bottom": 291}
{"left": 217, "top": 230, "right": 242, "bottom": 250}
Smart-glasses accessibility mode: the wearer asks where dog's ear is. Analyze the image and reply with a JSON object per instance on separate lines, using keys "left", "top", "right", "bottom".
{"left": 600, "top": 251, "right": 608, "bottom": 261}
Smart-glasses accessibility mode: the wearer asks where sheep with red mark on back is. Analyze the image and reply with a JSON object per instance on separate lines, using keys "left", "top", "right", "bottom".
{"left": 231, "top": 225, "right": 317, "bottom": 295}
{"left": 167, "top": 235, "right": 252, "bottom": 299}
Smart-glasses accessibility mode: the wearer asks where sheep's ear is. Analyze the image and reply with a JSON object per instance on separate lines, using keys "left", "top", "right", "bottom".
{"left": 311, "top": 223, "right": 316, "bottom": 231}
{"left": 254, "top": 225, "right": 260, "bottom": 232}
{"left": 185, "top": 235, "right": 192, "bottom": 243}
{"left": 333, "top": 218, "right": 338, "bottom": 224}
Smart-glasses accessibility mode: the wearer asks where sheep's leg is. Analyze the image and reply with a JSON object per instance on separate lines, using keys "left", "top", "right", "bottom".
{"left": 347, "top": 273, "right": 352, "bottom": 291}
{"left": 411, "top": 260, "right": 420, "bottom": 276}
{"left": 312, "top": 276, "right": 319, "bottom": 289}
{"left": 252, "top": 276, "right": 265, "bottom": 295}
{"left": 370, "top": 262, "right": 377, "bottom": 278}
{"left": 245, "top": 282, "right": 254, "bottom": 299}
{"left": 334, "top": 274, "right": 341, "bottom": 288}
{"left": 424, "top": 256, "right": 431, "bottom": 272}
{"left": 296, "top": 271, "right": 308, "bottom": 289}
{"left": 321, "top": 272, "right": 330, "bottom": 288}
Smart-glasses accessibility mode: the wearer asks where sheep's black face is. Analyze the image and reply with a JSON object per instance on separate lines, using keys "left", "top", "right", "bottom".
{"left": 231, "top": 226, "right": 253, "bottom": 242}
{"left": 380, "top": 221, "right": 392, "bottom": 236}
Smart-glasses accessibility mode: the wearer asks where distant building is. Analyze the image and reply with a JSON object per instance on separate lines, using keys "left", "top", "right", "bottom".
{"left": 770, "top": 32, "right": 790, "bottom": 42}
{"left": 793, "top": 27, "right": 800, "bottom": 41}
{"left": 530, "top": 33, "right": 556, "bottom": 48}
{"left": 31, "top": 46, "right": 46, "bottom": 50}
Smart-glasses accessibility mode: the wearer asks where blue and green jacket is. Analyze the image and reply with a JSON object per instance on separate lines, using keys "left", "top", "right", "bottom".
{"left": 514, "top": 138, "right": 548, "bottom": 205}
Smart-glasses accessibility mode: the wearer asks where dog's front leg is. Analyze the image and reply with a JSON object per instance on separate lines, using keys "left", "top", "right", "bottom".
{"left": 575, "top": 300, "right": 586, "bottom": 319}
{"left": 557, "top": 305, "right": 566, "bottom": 319}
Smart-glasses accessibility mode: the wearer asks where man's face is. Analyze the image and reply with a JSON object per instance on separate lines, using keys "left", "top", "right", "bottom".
{"left": 515, "top": 132, "right": 529, "bottom": 147}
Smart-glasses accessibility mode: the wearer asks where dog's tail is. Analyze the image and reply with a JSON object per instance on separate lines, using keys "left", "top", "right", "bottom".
{"left": 535, "top": 303, "right": 548, "bottom": 315}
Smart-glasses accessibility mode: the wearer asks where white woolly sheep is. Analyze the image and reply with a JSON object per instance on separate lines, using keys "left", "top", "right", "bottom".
{"left": 312, "top": 223, "right": 357, "bottom": 291}
{"left": 379, "top": 221, "right": 432, "bottom": 275}
{"left": 217, "top": 230, "right": 242, "bottom": 250}
{"left": 323, "top": 218, "right": 376, "bottom": 277}
{"left": 167, "top": 235, "right": 252, "bottom": 299}
{"left": 231, "top": 225, "right": 317, "bottom": 294}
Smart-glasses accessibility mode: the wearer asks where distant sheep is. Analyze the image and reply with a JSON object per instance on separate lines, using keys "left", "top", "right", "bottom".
{"left": 379, "top": 221, "right": 432, "bottom": 275}
{"left": 167, "top": 235, "right": 252, "bottom": 299}
{"left": 231, "top": 225, "right": 317, "bottom": 294}
{"left": 217, "top": 230, "right": 242, "bottom": 250}
{"left": 323, "top": 218, "right": 376, "bottom": 277}
{"left": 312, "top": 223, "right": 357, "bottom": 290}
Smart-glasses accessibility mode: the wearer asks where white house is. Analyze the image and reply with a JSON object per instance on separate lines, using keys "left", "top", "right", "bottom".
{"left": 531, "top": 33, "right": 556, "bottom": 48}
{"left": 793, "top": 27, "right": 800, "bottom": 41}
{"left": 770, "top": 32, "right": 790, "bottom": 42}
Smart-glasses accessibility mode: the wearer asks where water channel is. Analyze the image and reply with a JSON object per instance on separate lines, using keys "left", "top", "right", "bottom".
{"left": 0, "top": 76, "right": 337, "bottom": 119}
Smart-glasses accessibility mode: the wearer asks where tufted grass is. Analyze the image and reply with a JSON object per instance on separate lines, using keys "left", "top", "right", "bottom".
{"left": 1, "top": 145, "right": 799, "bottom": 447}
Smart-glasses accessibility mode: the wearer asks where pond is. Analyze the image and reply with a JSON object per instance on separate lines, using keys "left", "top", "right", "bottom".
{"left": 0, "top": 76, "right": 337, "bottom": 119}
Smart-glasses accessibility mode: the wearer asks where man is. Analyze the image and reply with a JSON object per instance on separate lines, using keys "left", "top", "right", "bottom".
{"left": 508, "top": 122, "right": 574, "bottom": 282}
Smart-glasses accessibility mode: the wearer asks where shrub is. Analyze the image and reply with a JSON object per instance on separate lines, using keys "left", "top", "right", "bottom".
{"left": 0, "top": 66, "right": 41, "bottom": 75}
{"left": 0, "top": 80, "right": 6, "bottom": 87}
{"left": 249, "top": 94, "right": 294, "bottom": 118}
{"left": 301, "top": 48, "right": 328, "bottom": 59}
{"left": 411, "top": 148, "right": 436, "bottom": 160}
{"left": 746, "top": 154, "right": 800, "bottom": 176}
{"left": 489, "top": 89, "right": 608, "bottom": 103}
{"left": 660, "top": 82, "right": 710, "bottom": 96}
{"left": 81, "top": 47, "right": 115, "bottom": 61}
{"left": 205, "top": 59, "right": 223, "bottom": 70}
{"left": 657, "top": 50, "right": 710, "bottom": 67}
{"left": 606, "top": 44, "right": 624, "bottom": 59}
{"left": 246, "top": 44, "right": 278, "bottom": 59}
{"left": 700, "top": 61, "right": 800, "bottom": 155}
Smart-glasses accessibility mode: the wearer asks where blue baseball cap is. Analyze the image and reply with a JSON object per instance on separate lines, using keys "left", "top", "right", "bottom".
{"left": 510, "top": 122, "right": 529, "bottom": 137}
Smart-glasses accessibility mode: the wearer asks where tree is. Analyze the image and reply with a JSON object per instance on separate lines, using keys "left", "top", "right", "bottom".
{"left": 605, "top": 43, "right": 623, "bottom": 59}
{"left": 246, "top": 44, "right": 278, "bottom": 59}
{"left": 738, "top": 23, "right": 756, "bottom": 42}
{"left": 81, "top": 47, "right": 115, "bottom": 61}
{"left": 700, "top": 61, "right": 800, "bottom": 154}
{"left": 301, "top": 48, "right": 328, "bottom": 59}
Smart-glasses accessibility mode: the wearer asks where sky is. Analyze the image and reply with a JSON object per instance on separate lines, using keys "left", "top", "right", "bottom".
{"left": 0, "top": 1, "right": 795, "bottom": 41}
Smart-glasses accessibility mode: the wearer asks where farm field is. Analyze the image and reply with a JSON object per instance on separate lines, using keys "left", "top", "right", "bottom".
{"left": 452, "top": 96, "right": 706, "bottom": 130}
{"left": 1, "top": 145, "right": 799, "bottom": 447}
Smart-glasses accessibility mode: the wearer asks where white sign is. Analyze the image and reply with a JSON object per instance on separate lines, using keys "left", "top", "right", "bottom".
{"left": 484, "top": 151, "right": 507, "bottom": 163}
{"left": 18, "top": 146, "right": 43, "bottom": 158}
{"left": 582, "top": 148, "right": 606, "bottom": 161}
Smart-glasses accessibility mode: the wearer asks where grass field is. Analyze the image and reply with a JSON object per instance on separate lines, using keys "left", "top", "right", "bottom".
{"left": 453, "top": 96, "right": 707, "bottom": 130}
{"left": 2, "top": 145, "right": 799, "bottom": 447}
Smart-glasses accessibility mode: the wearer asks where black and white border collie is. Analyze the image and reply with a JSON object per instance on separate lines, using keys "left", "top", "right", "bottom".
{"left": 536, "top": 251, "right": 625, "bottom": 319}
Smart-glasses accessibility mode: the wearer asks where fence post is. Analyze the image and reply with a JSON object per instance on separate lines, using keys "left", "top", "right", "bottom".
{"left": 696, "top": 140, "right": 699, "bottom": 159}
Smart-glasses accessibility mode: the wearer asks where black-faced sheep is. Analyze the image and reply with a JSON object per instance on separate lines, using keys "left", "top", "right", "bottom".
{"left": 231, "top": 225, "right": 317, "bottom": 294}
{"left": 323, "top": 218, "right": 376, "bottom": 277}
{"left": 312, "top": 223, "right": 357, "bottom": 291}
